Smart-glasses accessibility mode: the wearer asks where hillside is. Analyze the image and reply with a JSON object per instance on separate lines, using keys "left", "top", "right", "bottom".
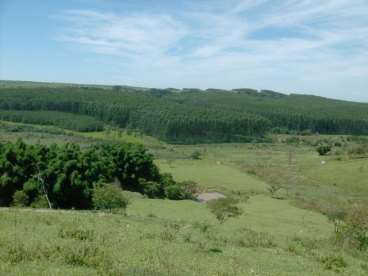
{"left": 0, "top": 80, "right": 368, "bottom": 143}
{"left": 0, "top": 122, "right": 367, "bottom": 275}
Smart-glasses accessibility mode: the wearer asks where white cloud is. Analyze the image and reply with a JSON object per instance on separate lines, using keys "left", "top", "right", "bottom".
{"left": 59, "top": 10, "right": 188, "bottom": 59}
{"left": 56, "top": 0, "right": 368, "bottom": 101}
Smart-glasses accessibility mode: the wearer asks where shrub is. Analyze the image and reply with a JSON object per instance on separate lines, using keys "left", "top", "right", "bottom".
{"left": 139, "top": 179, "right": 164, "bottom": 198}
{"left": 193, "top": 222, "right": 211, "bottom": 233}
{"left": 59, "top": 228, "right": 95, "bottom": 242}
{"left": 320, "top": 255, "right": 348, "bottom": 272}
{"left": 12, "top": 190, "right": 29, "bottom": 207}
{"left": 164, "top": 183, "right": 193, "bottom": 200}
{"left": 6, "top": 243, "right": 32, "bottom": 264}
{"left": 92, "top": 184, "right": 129, "bottom": 212}
{"left": 284, "top": 136, "right": 301, "bottom": 144}
{"left": 271, "top": 127, "right": 289, "bottom": 134}
{"left": 335, "top": 204, "right": 368, "bottom": 251}
{"left": 236, "top": 228, "right": 277, "bottom": 248}
{"left": 208, "top": 198, "right": 243, "bottom": 223}
{"left": 298, "top": 129, "right": 313, "bottom": 136}
{"left": 317, "top": 144, "right": 332, "bottom": 156}
{"left": 190, "top": 150, "right": 202, "bottom": 160}
{"left": 348, "top": 145, "right": 368, "bottom": 156}
{"left": 23, "top": 179, "right": 41, "bottom": 203}
{"left": 63, "top": 243, "right": 101, "bottom": 267}
{"left": 334, "top": 141, "right": 343, "bottom": 147}
{"left": 268, "top": 185, "right": 281, "bottom": 197}
{"left": 180, "top": 180, "right": 199, "bottom": 195}
{"left": 30, "top": 195, "right": 49, "bottom": 209}
{"left": 161, "top": 174, "right": 194, "bottom": 200}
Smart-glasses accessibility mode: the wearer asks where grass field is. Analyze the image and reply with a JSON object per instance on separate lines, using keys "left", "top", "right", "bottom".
{"left": 0, "top": 199, "right": 366, "bottom": 276}
{"left": 158, "top": 159, "right": 270, "bottom": 194}
{"left": 0, "top": 120, "right": 367, "bottom": 275}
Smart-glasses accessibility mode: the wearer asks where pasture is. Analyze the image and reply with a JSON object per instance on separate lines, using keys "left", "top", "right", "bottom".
{"left": 0, "top": 121, "right": 367, "bottom": 275}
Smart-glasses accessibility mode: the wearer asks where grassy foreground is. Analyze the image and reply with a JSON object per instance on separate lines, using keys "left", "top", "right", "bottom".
{"left": 0, "top": 199, "right": 365, "bottom": 276}
{"left": 0, "top": 121, "right": 367, "bottom": 275}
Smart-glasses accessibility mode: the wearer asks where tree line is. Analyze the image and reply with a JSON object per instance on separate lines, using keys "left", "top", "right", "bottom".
{"left": 0, "top": 87, "right": 368, "bottom": 143}
{"left": 0, "top": 110, "right": 103, "bottom": 132}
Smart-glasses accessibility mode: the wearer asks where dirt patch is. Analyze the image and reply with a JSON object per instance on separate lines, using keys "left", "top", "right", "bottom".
{"left": 197, "top": 192, "right": 226, "bottom": 203}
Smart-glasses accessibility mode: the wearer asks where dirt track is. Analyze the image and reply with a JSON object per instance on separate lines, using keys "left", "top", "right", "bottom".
{"left": 196, "top": 192, "right": 225, "bottom": 202}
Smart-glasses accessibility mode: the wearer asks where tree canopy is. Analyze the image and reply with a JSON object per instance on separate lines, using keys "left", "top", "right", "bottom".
{"left": 1, "top": 86, "right": 367, "bottom": 143}
{"left": 0, "top": 140, "right": 191, "bottom": 209}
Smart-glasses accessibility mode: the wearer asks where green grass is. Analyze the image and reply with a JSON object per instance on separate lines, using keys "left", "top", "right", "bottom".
{"left": 157, "top": 142, "right": 368, "bottom": 206}
{"left": 0, "top": 202, "right": 366, "bottom": 275}
{"left": 128, "top": 194, "right": 332, "bottom": 241}
{"left": 0, "top": 122, "right": 367, "bottom": 275}
{"left": 158, "top": 159, "right": 269, "bottom": 194}
{"left": 302, "top": 156, "right": 368, "bottom": 194}
{"left": 79, "top": 129, "right": 163, "bottom": 148}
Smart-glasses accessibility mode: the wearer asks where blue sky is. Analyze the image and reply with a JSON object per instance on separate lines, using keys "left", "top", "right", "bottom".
{"left": 1, "top": 0, "right": 367, "bottom": 102}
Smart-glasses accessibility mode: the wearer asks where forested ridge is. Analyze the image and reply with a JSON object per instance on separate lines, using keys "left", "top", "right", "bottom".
{"left": 0, "top": 84, "right": 368, "bottom": 143}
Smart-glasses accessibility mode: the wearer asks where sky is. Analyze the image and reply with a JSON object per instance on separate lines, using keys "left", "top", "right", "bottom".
{"left": 0, "top": 0, "right": 367, "bottom": 102}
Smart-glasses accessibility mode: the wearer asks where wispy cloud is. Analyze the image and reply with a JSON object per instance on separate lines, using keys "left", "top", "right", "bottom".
{"left": 56, "top": 0, "right": 368, "bottom": 100}
{"left": 58, "top": 9, "right": 188, "bottom": 60}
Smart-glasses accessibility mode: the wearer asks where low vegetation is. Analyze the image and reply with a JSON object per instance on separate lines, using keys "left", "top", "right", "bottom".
{"left": 207, "top": 197, "right": 243, "bottom": 223}
{"left": 92, "top": 184, "right": 129, "bottom": 212}
{"left": 334, "top": 204, "right": 368, "bottom": 251}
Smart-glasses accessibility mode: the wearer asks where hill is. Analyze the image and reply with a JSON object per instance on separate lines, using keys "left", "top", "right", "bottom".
{"left": 1, "top": 80, "right": 368, "bottom": 143}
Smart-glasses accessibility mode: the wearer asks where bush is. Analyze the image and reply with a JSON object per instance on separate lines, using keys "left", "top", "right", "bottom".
{"left": 30, "top": 195, "right": 50, "bottom": 209}
{"left": 334, "top": 141, "right": 343, "bottom": 147}
{"left": 139, "top": 179, "right": 164, "bottom": 198}
{"left": 23, "top": 179, "right": 40, "bottom": 202}
{"left": 317, "top": 144, "right": 332, "bottom": 156}
{"left": 335, "top": 204, "right": 368, "bottom": 251}
{"left": 284, "top": 136, "right": 301, "bottom": 144}
{"left": 59, "top": 228, "right": 95, "bottom": 242}
{"left": 298, "top": 129, "right": 313, "bottom": 136}
{"left": 92, "top": 184, "right": 129, "bottom": 212}
{"left": 236, "top": 228, "right": 277, "bottom": 248}
{"left": 12, "top": 190, "right": 29, "bottom": 207}
{"left": 180, "top": 181, "right": 199, "bottom": 195}
{"left": 348, "top": 145, "right": 368, "bottom": 156}
{"left": 320, "top": 255, "right": 348, "bottom": 273}
{"left": 159, "top": 174, "right": 194, "bottom": 200}
{"left": 208, "top": 198, "right": 242, "bottom": 223}
{"left": 190, "top": 150, "right": 202, "bottom": 160}
{"left": 271, "top": 127, "right": 290, "bottom": 134}
{"left": 164, "top": 183, "right": 193, "bottom": 200}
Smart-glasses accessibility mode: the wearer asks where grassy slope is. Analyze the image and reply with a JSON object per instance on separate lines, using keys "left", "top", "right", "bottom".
{"left": 0, "top": 122, "right": 367, "bottom": 275}
{"left": 1, "top": 206, "right": 365, "bottom": 276}
{"left": 158, "top": 159, "right": 269, "bottom": 194}
{"left": 129, "top": 195, "right": 332, "bottom": 241}
{"left": 79, "top": 130, "right": 163, "bottom": 148}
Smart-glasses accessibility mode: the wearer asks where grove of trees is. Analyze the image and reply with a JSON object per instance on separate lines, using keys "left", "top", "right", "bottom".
{"left": 0, "top": 140, "right": 192, "bottom": 209}
{"left": 0, "top": 87, "right": 368, "bottom": 143}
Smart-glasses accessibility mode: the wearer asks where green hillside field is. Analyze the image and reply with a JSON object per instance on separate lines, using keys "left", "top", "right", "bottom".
{"left": 0, "top": 119, "right": 367, "bottom": 275}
